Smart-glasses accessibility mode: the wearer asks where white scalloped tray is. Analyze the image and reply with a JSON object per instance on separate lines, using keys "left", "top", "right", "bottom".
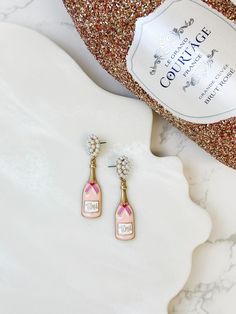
{"left": 0, "top": 23, "right": 211, "bottom": 314}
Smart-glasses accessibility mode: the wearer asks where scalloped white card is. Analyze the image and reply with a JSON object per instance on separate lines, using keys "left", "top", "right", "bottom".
{"left": 0, "top": 23, "right": 211, "bottom": 314}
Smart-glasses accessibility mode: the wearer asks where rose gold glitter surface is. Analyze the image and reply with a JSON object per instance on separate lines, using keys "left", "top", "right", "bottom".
{"left": 63, "top": 0, "right": 236, "bottom": 169}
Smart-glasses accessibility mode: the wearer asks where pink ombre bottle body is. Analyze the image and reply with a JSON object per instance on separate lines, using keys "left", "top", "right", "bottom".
{"left": 82, "top": 158, "right": 102, "bottom": 218}
{"left": 115, "top": 179, "right": 135, "bottom": 241}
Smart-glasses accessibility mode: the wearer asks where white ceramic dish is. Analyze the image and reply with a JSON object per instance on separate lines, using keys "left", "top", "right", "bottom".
{"left": 0, "top": 23, "right": 211, "bottom": 314}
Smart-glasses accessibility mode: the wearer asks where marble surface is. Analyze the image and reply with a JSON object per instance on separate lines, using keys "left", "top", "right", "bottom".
{"left": 0, "top": 0, "right": 235, "bottom": 313}
{"left": 152, "top": 118, "right": 236, "bottom": 313}
{"left": 0, "top": 23, "right": 211, "bottom": 314}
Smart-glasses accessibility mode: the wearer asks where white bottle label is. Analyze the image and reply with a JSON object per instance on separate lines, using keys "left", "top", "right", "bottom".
{"left": 84, "top": 201, "right": 99, "bottom": 213}
{"left": 126, "top": 0, "right": 236, "bottom": 123}
{"left": 118, "top": 223, "right": 133, "bottom": 236}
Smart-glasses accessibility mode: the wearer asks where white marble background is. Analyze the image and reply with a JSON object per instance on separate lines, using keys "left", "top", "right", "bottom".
{"left": 0, "top": 0, "right": 236, "bottom": 313}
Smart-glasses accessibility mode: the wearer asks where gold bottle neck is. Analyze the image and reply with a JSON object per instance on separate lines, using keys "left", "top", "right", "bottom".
{"left": 120, "top": 178, "right": 128, "bottom": 204}
{"left": 89, "top": 157, "right": 97, "bottom": 182}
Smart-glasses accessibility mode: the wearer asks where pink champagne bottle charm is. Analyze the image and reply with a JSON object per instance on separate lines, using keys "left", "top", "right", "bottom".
{"left": 115, "top": 179, "right": 135, "bottom": 240}
{"left": 81, "top": 134, "right": 103, "bottom": 218}
{"left": 113, "top": 156, "right": 135, "bottom": 241}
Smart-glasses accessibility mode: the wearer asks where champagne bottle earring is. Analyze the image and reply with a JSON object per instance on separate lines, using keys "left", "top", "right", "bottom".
{"left": 109, "top": 156, "right": 135, "bottom": 241}
{"left": 81, "top": 134, "right": 105, "bottom": 218}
